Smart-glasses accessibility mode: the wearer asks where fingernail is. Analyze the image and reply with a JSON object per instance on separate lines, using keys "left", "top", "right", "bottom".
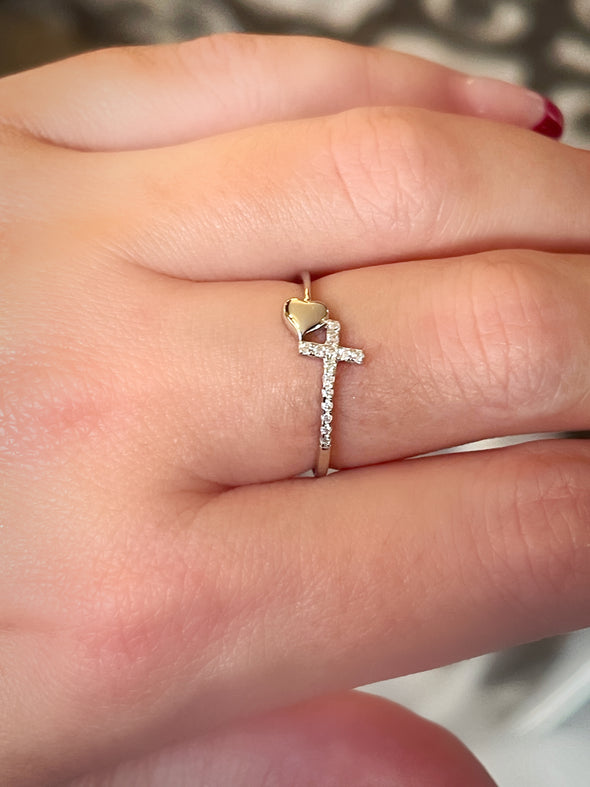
{"left": 460, "top": 76, "right": 564, "bottom": 138}
{"left": 532, "top": 98, "right": 564, "bottom": 139}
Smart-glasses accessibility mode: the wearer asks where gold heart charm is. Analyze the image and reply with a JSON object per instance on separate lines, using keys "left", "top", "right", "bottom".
{"left": 283, "top": 297, "right": 329, "bottom": 339}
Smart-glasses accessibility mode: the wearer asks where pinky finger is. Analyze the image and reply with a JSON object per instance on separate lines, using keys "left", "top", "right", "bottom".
{"left": 66, "top": 691, "right": 497, "bottom": 787}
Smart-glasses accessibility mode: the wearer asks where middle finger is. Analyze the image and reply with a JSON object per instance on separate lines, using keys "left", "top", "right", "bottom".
{"left": 55, "top": 107, "right": 590, "bottom": 281}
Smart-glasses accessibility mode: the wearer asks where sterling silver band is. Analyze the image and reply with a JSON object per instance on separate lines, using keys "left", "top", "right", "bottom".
{"left": 283, "top": 272, "right": 364, "bottom": 477}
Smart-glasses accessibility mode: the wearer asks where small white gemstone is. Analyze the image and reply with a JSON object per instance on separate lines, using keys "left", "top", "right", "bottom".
{"left": 295, "top": 312, "right": 364, "bottom": 461}
{"left": 338, "top": 347, "right": 364, "bottom": 363}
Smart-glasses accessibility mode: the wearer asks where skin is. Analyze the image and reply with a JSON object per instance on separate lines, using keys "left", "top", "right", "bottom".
{"left": 1, "top": 33, "right": 589, "bottom": 786}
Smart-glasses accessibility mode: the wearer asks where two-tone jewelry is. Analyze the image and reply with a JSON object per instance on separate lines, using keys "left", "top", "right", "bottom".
{"left": 283, "top": 272, "right": 364, "bottom": 476}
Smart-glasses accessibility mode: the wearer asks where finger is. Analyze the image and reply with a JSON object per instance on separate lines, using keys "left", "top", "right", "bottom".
{"left": 24, "top": 440, "right": 587, "bottom": 783}
{"left": 144, "top": 252, "right": 589, "bottom": 484}
{"left": 66, "top": 692, "right": 496, "bottom": 787}
{"left": 180, "top": 440, "right": 590, "bottom": 730}
{"left": 63, "top": 108, "right": 588, "bottom": 282}
{"left": 0, "top": 34, "right": 560, "bottom": 152}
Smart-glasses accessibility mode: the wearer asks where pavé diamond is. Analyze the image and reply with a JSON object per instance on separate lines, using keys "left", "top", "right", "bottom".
{"left": 298, "top": 318, "right": 364, "bottom": 451}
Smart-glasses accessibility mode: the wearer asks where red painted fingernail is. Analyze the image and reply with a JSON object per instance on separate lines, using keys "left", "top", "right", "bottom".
{"left": 532, "top": 99, "right": 564, "bottom": 139}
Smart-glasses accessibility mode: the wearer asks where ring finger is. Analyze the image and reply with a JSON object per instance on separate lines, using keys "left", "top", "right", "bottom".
{"left": 142, "top": 249, "right": 590, "bottom": 484}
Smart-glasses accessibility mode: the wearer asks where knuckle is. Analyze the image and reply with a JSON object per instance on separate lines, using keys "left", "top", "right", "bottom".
{"left": 323, "top": 107, "right": 441, "bottom": 237}
{"left": 92, "top": 35, "right": 265, "bottom": 86}
{"left": 0, "top": 275, "right": 137, "bottom": 463}
{"left": 444, "top": 252, "right": 570, "bottom": 416}
{"left": 2, "top": 361, "right": 107, "bottom": 463}
{"left": 181, "top": 32, "right": 263, "bottom": 78}
{"left": 72, "top": 522, "right": 232, "bottom": 703}
{"left": 112, "top": 41, "right": 194, "bottom": 90}
{"left": 484, "top": 446, "right": 590, "bottom": 614}
{"left": 70, "top": 498, "right": 288, "bottom": 708}
{"left": 114, "top": 42, "right": 168, "bottom": 73}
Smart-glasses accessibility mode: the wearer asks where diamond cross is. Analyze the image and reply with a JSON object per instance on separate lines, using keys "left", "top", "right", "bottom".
{"left": 299, "top": 320, "right": 364, "bottom": 450}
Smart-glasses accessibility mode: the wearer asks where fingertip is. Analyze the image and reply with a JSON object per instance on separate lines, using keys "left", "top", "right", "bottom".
{"left": 532, "top": 98, "right": 565, "bottom": 139}
{"left": 458, "top": 74, "right": 564, "bottom": 137}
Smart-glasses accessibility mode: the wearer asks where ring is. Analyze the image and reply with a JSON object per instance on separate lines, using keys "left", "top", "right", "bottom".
{"left": 283, "top": 273, "right": 365, "bottom": 476}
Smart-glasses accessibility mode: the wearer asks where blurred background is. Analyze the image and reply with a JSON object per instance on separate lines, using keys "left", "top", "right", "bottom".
{"left": 1, "top": 1, "right": 589, "bottom": 785}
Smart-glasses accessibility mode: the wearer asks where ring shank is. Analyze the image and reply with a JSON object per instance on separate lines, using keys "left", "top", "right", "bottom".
{"left": 315, "top": 445, "right": 331, "bottom": 477}
{"left": 291, "top": 272, "right": 363, "bottom": 478}
{"left": 303, "top": 272, "right": 331, "bottom": 476}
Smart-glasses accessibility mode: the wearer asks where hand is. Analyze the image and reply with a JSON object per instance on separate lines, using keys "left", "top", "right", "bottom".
{"left": 1, "top": 34, "right": 587, "bottom": 786}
